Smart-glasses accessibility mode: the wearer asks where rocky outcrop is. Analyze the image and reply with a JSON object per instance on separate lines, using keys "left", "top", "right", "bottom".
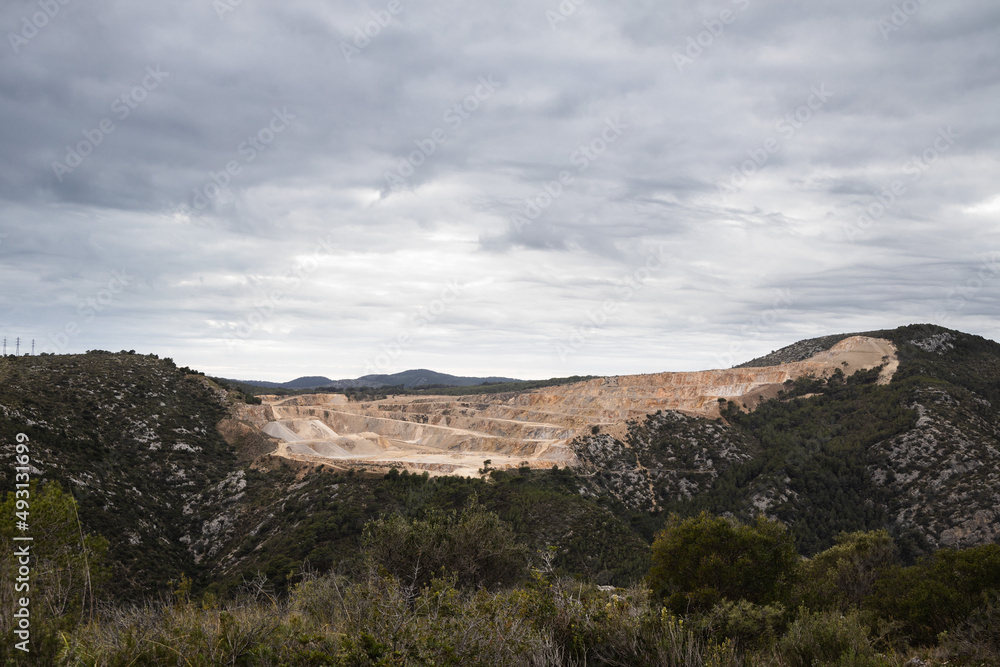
{"left": 574, "top": 411, "right": 758, "bottom": 511}
{"left": 867, "top": 386, "right": 1000, "bottom": 549}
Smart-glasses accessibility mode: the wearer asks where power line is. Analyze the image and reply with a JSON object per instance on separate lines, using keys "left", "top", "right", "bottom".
{"left": 3, "top": 337, "right": 37, "bottom": 356}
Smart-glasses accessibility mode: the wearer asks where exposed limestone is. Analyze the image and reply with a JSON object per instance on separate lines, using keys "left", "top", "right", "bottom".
{"left": 254, "top": 336, "right": 897, "bottom": 477}
{"left": 572, "top": 411, "right": 759, "bottom": 511}
{"left": 867, "top": 386, "right": 1000, "bottom": 549}
{"left": 911, "top": 332, "right": 956, "bottom": 354}
{"left": 940, "top": 510, "right": 1000, "bottom": 547}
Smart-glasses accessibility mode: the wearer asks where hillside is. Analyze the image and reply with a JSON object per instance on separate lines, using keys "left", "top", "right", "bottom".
{"left": 356, "top": 369, "right": 522, "bottom": 388}
{"left": 0, "top": 352, "right": 644, "bottom": 598}
{"left": 2, "top": 323, "right": 999, "bottom": 603}
{"left": 574, "top": 324, "right": 1000, "bottom": 554}
{"left": 0, "top": 351, "right": 237, "bottom": 595}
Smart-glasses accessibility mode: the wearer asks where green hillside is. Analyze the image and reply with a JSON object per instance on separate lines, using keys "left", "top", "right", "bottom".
{"left": 3, "top": 325, "right": 1000, "bottom": 664}
{"left": 574, "top": 324, "right": 1000, "bottom": 557}
{"left": 0, "top": 352, "right": 638, "bottom": 601}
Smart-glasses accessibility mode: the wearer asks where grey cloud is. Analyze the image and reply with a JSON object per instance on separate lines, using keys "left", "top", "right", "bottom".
{"left": 0, "top": 0, "right": 997, "bottom": 379}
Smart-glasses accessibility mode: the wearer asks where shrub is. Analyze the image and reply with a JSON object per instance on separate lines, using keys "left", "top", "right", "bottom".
{"left": 292, "top": 569, "right": 553, "bottom": 666}
{"left": 939, "top": 593, "right": 1000, "bottom": 664}
{"left": 360, "top": 496, "right": 529, "bottom": 592}
{"left": 648, "top": 512, "right": 799, "bottom": 614}
{"left": 692, "top": 598, "right": 789, "bottom": 651}
{"left": 867, "top": 544, "right": 1000, "bottom": 645}
{"left": 0, "top": 480, "right": 108, "bottom": 663}
{"left": 776, "top": 608, "right": 887, "bottom": 667}
{"left": 797, "top": 530, "right": 899, "bottom": 611}
{"left": 60, "top": 598, "right": 284, "bottom": 665}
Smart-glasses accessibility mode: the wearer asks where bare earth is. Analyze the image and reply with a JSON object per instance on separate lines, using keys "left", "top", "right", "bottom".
{"left": 251, "top": 336, "right": 898, "bottom": 477}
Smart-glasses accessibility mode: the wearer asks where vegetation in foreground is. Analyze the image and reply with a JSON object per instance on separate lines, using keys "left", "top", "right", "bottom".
{"left": 3, "top": 483, "right": 1000, "bottom": 666}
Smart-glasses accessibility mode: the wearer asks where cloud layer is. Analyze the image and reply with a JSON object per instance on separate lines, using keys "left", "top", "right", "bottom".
{"left": 1, "top": 0, "right": 998, "bottom": 380}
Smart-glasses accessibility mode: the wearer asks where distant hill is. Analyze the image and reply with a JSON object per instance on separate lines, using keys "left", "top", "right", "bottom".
{"left": 354, "top": 369, "right": 522, "bottom": 389}
{"left": 227, "top": 368, "right": 522, "bottom": 390}
{"left": 234, "top": 375, "right": 337, "bottom": 389}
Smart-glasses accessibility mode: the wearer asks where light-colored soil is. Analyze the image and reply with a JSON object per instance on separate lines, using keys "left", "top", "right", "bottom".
{"left": 256, "top": 336, "right": 898, "bottom": 477}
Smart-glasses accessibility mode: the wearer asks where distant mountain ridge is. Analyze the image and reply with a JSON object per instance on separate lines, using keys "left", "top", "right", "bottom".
{"left": 227, "top": 368, "right": 522, "bottom": 390}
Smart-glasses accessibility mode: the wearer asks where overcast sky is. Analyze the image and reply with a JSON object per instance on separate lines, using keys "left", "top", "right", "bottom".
{"left": 1, "top": 0, "right": 998, "bottom": 381}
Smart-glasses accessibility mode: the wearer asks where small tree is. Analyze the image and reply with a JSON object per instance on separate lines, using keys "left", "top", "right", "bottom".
{"left": 868, "top": 544, "right": 1000, "bottom": 646}
{"left": 361, "top": 496, "right": 529, "bottom": 592}
{"left": 648, "top": 511, "right": 798, "bottom": 614}
{"left": 0, "top": 481, "right": 108, "bottom": 656}
{"left": 796, "top": 529, "right": 899, "bottom": 611}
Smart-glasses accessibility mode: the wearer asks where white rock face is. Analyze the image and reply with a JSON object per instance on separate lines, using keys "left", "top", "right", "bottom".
{"left": 254, "top": 337, "right": 897, "bottom": 478}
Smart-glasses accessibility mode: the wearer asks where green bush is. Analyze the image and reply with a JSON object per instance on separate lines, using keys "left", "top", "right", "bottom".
{"left": 0, "top": 481, "right": 108, "bottom": 665}
{"left": 648, "top": 512, "right": 799, "bottom": 614}
{"left": 797, "top": 530, "right": 899, "bottom": 611}
{"left": 692, "top": 598, "right": 789, "bottom": 651}
{"left": 867, "top": 544, "right": 1000, "bottom": 645}
{"left": 360, "top": 496, "right": 530, "bottom": 592}
{"left": 776, "top": 608, "right": 887, "bottom": 667}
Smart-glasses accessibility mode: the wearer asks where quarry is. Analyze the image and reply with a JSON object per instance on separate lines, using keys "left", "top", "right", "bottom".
{"left": 246, "top": 336, "right": 898, "bottom": 477}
